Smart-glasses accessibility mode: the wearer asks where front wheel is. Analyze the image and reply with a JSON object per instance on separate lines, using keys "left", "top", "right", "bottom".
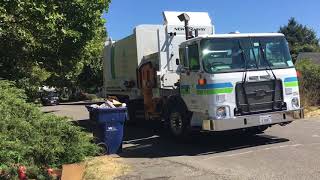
{"left": 168, "top": 110, "right": 190, "bottom": 139}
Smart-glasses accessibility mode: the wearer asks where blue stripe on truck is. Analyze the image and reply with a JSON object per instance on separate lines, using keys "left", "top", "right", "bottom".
{"left": 196, "top": 82, "right": 233, "bottom": 90}
{"left": 284, "top": 77, "right": 298, "bottom": 82}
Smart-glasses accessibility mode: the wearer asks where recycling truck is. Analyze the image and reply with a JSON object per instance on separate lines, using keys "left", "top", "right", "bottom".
{"left": 103, "top": 11, "right": 304, "bottom": 138}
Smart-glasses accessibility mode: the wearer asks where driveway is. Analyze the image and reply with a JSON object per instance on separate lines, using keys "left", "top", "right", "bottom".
{"left": 42, "top": 103, "right": 320, "bottom": 180}
{"left": 41, "top": 101, "right": 98, "bottom": 121}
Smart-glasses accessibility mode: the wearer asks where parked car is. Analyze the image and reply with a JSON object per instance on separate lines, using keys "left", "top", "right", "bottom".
{"left": 41, "top": 91, "right": 59, "bottom": 106}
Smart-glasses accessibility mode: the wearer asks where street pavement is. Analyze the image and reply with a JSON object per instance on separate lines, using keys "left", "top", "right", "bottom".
{"left": 42, "top": 103, "right": 320, "bottom": 180}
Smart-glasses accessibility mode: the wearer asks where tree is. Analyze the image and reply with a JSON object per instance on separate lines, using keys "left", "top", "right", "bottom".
{"left": 0, "top": 0, "right": 110, "bottom": 100}
{"left": 279, "top": 18, "right": 320, "bottom": 62}
{"left": 76, "top": 25, "right": 106, "bottom": 93}
{"left": 0, "top": 80, "right": 100, "bottom": 179}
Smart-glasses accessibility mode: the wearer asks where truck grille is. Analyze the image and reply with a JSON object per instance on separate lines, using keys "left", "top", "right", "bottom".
{"left": 235, "top": 80, "right": 284, "bottom": 115}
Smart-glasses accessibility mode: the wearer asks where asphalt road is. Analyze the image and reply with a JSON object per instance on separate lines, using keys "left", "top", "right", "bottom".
{"left": 42, "top": 103, "right": 320, "bottom": 180}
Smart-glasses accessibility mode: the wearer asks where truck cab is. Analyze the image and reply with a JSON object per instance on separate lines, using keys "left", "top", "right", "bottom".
{"left": 173, "top": 33, "right": 303, "bottom": 135}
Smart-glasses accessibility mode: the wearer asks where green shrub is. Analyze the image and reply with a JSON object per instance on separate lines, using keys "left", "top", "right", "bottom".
{"left": 0, "top": 81, "right": 101, "bottom": 179}
{"left": 296, "top": 59, "right": 320, "bottom": 106}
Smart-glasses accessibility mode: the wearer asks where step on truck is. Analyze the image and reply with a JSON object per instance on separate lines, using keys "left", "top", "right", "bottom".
{"left": 103, "top": 11, "right": 304, "bottom": 138}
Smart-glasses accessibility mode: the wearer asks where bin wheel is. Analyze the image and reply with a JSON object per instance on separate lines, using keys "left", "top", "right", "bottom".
{"left": 97, "top": 143, "right": 108, "bottom": 154}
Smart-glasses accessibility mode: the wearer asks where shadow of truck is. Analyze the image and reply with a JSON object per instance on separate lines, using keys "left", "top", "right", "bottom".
{"left": 72, "top": 119, "right": 289, "bottom": 159}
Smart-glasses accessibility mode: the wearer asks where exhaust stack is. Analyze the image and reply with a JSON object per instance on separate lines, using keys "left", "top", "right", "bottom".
{"left": 178, "top": 13, "right": 191, "bottom": 40}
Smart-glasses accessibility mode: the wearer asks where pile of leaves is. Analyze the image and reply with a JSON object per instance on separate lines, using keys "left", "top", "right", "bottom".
{"left": 296, "top": 59, "right": 320, "bottom": 106}
{"left": 83, "top": 156, "right": 130, "bottom": 180}
{"left": 0, "top": 81, "right": 101, "bottom": 179}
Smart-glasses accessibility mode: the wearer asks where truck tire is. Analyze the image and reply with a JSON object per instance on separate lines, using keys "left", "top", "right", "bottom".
{"left": 166, "top": 98, "right": 191, "bottom": 139}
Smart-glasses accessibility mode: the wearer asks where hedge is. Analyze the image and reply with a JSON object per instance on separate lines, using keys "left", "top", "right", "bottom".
{"left": 295, "top": 59, "right": 320, "bottom": 106}
{"left": 0, "top": 81, "right": 100, "bottom": 179}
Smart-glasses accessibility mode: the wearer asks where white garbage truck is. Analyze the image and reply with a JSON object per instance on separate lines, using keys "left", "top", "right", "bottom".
{"left": 103, "top": 11, "right": 303, "bottom": 138}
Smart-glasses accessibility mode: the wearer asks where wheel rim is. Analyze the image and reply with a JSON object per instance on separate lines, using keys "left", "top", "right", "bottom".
{"left": 169, "top": 112, "right": 183, "bottom": 136}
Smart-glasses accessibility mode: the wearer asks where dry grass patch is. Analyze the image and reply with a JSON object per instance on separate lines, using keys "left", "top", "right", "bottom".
{"left": 83, "top": 156, "right": 130, "bottom": 180}
{"left": 304, "top": 106, "right": 320, "bottom": 118}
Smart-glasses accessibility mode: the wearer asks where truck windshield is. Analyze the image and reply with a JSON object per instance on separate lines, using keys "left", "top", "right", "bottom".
{"left": 201, "top": 36, "right": 294, "bottom": 73}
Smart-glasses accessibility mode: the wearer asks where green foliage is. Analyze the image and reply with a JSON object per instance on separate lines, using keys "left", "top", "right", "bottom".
{"left": 77, "top": 27, "right": 106, "bottom": 92}
{"left": 295, "top": 59, "right": 320, "bottom": 106}
{"left": 0, "top": 81, "right": 101, "bottom": 179}
{"left": 0, "top": 0, "right": 110, "bottom": 100}
{"left": 279, "top": 18, "right": 320, "bottom": 62}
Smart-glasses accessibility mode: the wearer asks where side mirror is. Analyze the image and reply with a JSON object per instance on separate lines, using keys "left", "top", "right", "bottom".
{"left": 176, "top": 58, "right": 180, "bottom": 65}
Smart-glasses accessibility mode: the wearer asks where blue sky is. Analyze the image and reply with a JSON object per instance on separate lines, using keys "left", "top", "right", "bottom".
{"left": 103, "top": 0, "right": 320, "bottom": 40}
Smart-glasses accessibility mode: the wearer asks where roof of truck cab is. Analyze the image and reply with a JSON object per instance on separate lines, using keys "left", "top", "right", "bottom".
{"left": 202, "top": 33, "right": 284, "bottom": 38}
{"left": 181, "top": 33, "right": 285, "bottom": 44}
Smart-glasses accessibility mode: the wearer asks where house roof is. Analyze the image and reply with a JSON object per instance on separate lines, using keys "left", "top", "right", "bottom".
{"left": 297, "top": 52, "right": 320, "bottom": 64}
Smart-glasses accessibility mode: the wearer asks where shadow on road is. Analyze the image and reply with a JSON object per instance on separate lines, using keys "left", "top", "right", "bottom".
{"left": 120, "top": 123, "right": 289, "bottom": 158}
{"left": 71, "top": 119, "right": 289, "bottom": 159}
{"left": 42, "top": 110, "right": 60, "bottom": 114}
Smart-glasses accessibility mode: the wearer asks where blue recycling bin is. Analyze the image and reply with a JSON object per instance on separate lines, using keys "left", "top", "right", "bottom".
{"left": 86, "top": 106, "right": 127, "bottom": 154}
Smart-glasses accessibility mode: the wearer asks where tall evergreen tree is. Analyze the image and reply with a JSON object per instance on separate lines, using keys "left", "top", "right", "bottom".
{"left": 279, "top": 18, "right": 320, "bottom": 62}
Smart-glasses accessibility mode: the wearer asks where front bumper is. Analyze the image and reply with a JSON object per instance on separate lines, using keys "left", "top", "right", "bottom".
{"left": 202, "top": 109, "right": 304, "bottom": 131}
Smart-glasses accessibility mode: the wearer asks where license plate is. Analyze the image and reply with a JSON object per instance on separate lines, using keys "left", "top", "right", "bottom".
{"left": 259, "top": 115, "right": 272, "bottom": 125}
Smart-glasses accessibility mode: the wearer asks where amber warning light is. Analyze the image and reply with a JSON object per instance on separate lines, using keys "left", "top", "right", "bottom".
{"left": 198, "top": 78, "right": 207, "bottom": 86}
{"left": 296, "top": 71, "right": 302, "bottom": 78}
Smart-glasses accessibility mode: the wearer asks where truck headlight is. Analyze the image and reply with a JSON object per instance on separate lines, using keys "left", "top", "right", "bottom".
{"left": 216, "top": 107, "right": 227, "bottom": 119}
{"left": 291, "top": 97, "right": 300, "bottom": 109}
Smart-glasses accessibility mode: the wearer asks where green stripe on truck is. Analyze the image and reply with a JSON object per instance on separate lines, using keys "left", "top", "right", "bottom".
{"left": 197, "top": 88, "right": 233, "bottom": 95}
{"left": 284, "top": 81, "right": 298, "bottom": 87}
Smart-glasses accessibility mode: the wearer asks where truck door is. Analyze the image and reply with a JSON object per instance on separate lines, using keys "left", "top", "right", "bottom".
{"left": 180, "top": 43, "right": 201, "bottom": 111}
